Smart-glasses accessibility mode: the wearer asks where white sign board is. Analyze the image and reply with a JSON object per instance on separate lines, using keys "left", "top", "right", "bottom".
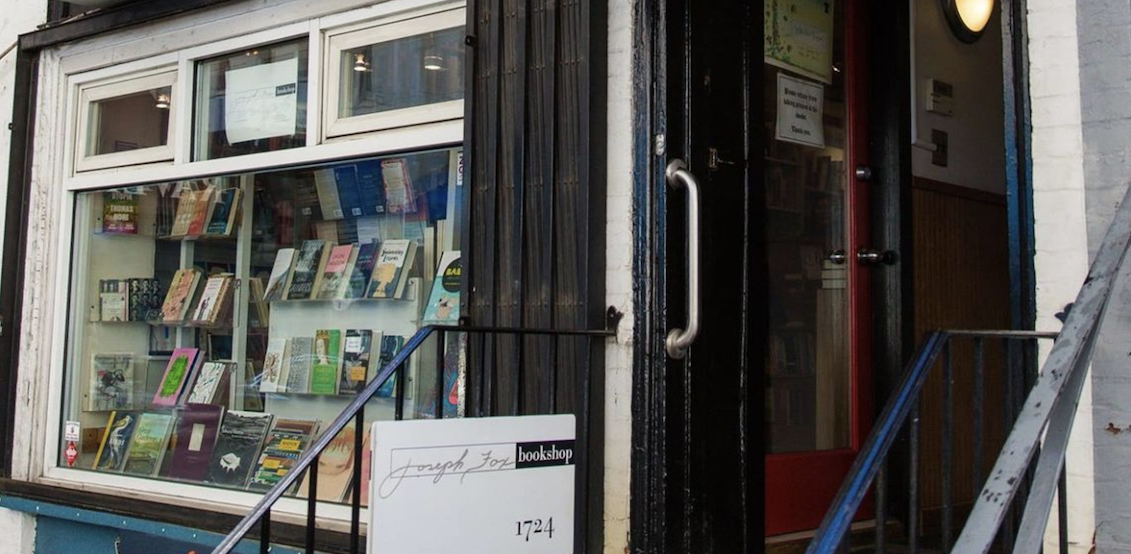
{"left": 776, "top": 72, "right": 826, "bottom": 148}
{"left": 370, "top": 415, "right": 575, "bottom": 554}
{"left": 224, "top": 58, "right": 299, "bottom": 144}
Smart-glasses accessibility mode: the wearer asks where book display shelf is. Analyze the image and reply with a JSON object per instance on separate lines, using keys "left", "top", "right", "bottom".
{"left": 63, "top": 146, "right": 464, "bottom": 505}
{"left": 763, "top": 64, "right": 851, "bottom": 454}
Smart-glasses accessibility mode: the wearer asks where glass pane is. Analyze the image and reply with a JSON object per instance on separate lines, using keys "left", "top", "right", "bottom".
{"left": 63, "top": 147, "right": 465, "bottom": 502}
{"left": 764, "top": 0, "right": 848, "bottom": 454}
{"left": 339, "top": 26, "right": 464, "bottom": 119}
{"left": 86, "top": 87, "right": 171, "bottom": 156}
{"left": 194, "top": 40, "right": 308, "bottom": 161}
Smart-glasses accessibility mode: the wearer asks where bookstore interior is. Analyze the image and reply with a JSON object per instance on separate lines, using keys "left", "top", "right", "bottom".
{"left": 54, "top": 2, "right": 468, "bottom": 508}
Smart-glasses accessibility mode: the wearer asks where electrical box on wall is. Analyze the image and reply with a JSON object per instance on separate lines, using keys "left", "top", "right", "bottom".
{"left": 926, "top": 78, "right": 954, "bottom": 116}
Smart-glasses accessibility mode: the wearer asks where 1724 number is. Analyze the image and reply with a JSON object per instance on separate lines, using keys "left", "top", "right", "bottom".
{"left": 515, "top": 518, "right": 554, "bottom": 541}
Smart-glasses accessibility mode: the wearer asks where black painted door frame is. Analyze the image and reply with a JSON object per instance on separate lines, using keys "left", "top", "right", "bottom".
{"left": 630, "top": 0, "right": 915, "bottom": 551}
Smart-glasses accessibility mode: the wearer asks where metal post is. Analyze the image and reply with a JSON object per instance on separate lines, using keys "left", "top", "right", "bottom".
{"left": 305, "top": 455, "right": 318, "bottom": 554}
{"left": 943, "top": 340, "right": 954, "bottom": 552}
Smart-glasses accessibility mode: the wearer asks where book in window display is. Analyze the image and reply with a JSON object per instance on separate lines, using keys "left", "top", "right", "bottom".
{"left": 340, "top": 329, "right": 375, "bottom": 394}
{"left": 186, "top": 187, "right": 217, "bottom": 236}
{"left": 248, "top": 418, "right": 320, "bottom": 492}
{"left": 153, "top": 347, "right": 201, "bottom": 407}
{"left": 102, "top": 191, "right": 139, "bottom": 234}
{"left": 373, "top": 334, "right": 405, "bottom": 398}
{"left": 88, "top": 353, "right": 135, "bottom": 412}
{"left": 310, "top": 329, "right": 343, "bottom": 395}
{"left": 422, "top": 251, "right": 461, "bottom": 324}
{"left": 335, "top": 165, "right": 365, "bottom": 218}
{"left": 285, "top": 337, "right": 314, "bottom": 394}
{"left": 121, "top": 412, "right": 175, "bottom": 476}
{"left": 161, "top": 268, "right": 203, "bottom": 322}
{"left": 316, "top": 244, "right": 355, "bottom": 300}
{"left": 190, "top": 273, "right": 234, "bottom": 325}
{"left": 169, "top": 188, "right": 200, "bottom": 237}
{"left": 367, "top": 239, "right": 417, "bottom": 299}
{"left": 260, "top": 338, "right": 291, "bottom": 393}
{"left": 205, "top": 411, "right": 274, "bottom": 488}
{"left": 185, "top": 361, "right": 233, "bottom": 405}
{"left": 264, "top": 248, "right": 297, "bottom": 302}
{"left": 381, "top": 158, "right": 416, "bottom": 214}
{"left": 313, "top": 168, "right": 344, "bottom": 220}
{"left": 297, "top": 421, "right": 357, "bottom": 502}
{"left": 286, "top": 240, "right": 332, "bottom": 300}
{"left": 167, "top": 404, "right": 224, "bottom": 482}
{"left": 344, "top": 241, "right": 380, "bottom": 299}
{"left": 356, "top": 159, "right": 387, "bottom": 215}
{"left": 99, "top": 279, "right": 128, "bottom": 322}
{"left": 204, "top": 187, "right": 242, "bottom": 236}
{"left": 93, "top": 411, "right": 139, "bottom": 471}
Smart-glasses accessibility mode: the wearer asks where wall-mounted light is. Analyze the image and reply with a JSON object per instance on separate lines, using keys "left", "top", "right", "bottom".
{"left": 423, "top": 54, "right": 445, "bottom": 71}
{"left": 155, "top": 93, "right": 171, "bottom": 110}
{"left": 353, "top": 53, "right": 371, "bottom": 72}
{"left": 941, "top": 0, "right": 994, "bottom": 43}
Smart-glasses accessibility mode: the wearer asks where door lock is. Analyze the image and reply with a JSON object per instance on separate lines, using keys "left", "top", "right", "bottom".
{"left": 827, "top": 250, "right": 847, "bottom": 265}
{"left": 857, "top": 248, "right": 898, "bottom": 266}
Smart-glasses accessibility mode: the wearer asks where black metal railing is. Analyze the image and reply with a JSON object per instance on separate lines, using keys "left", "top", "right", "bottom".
{"left": 808, "top": 184, "right": 1131, "bottom": 554}
{"left": 211, "top": 322, "right": 615, "bottom": 554}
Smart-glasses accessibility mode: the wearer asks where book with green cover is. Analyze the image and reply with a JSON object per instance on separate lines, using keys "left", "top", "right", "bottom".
{"left": 121, "top": 412, "right": 174, "bottom": 476}
{"left": 310, "top": 329, "right": 342, "bottom": 394}
{"left": 248, "top": 418, "right": 320, "bottom": 492}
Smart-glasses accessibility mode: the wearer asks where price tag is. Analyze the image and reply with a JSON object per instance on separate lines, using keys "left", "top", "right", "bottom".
{"left": 371, "top": 415, "right": 575, "bottom": 554}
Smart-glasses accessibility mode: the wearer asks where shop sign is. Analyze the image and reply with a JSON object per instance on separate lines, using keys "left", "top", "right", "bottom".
{"left": 370, "top": 415, "right": 575, "bottom": 554}
{"left": 225, "top": 58, "right": 299, "bottom": 144}
{"left": 764, "top": 0, "right": 836, "bottom": 83}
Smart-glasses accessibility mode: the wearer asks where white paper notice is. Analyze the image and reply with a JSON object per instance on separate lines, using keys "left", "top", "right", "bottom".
{"left": 224, "top": 58, "right": 299, "bottom": 144}
{"left": 371, "top": 415, "right": 575, "bottom": 554}
{"left": 776, "top": 72, "right": 826, "bottom": 148}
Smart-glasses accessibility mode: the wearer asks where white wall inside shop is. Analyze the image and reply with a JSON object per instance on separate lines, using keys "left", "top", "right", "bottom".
{"left": 911, "top": 0, "right": 1007, "bottom": 193}
{"left": 0, "top": 1, "right": 46, "bottom": 551}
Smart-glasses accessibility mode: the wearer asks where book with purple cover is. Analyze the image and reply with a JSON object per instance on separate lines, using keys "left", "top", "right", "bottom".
{"left": 167, "top": 404, "right": 225, "bottom": 481}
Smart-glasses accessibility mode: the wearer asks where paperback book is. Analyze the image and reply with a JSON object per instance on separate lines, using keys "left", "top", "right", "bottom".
{"left": 314, "top": 168, "right": 344, "bottom": 220}
{"left": 185, "top": 361, "right": 232, "bottom": 405}
{"left": 422, "top": 251, "right": 461, "bottom": 323}
{"left": 161, "top": 268, "right": 203, "bottom": 322}
{"left": 205, "top": 411, "right": 275, "bottom": 488}
{"left": 204, "top": 187, "right": 242, "bottom": 236}
{"left": 310, "top": 329, "right": 342, "bottom": 395}
{"left": 93, "top": 411, "right": 139, "bottom": 471}
{"left": 152, "top": 347, "right": 200, "bottom": 406}
{"left": 367, "top": 239, "right": 416, "bottom": 299}
{"left": 190, "top": 274, "right": 234, "bottom": 324}
{"left": 167, "top": 404, "right": 224, "bottom": 482}
{"left": 381, "top": 158, "right": 416, "bottom": 214}
{"left": 285, "top": 337, "right": 314, "bottom": 394}
{"left": 121, "top": 412, "right": 175, "bottom": 476}
{"left": 88, "top": 353, "right": 135, "bottom": 411}
{"left": 260, "top": 338, "right": 291, "bottom": 393}
{"left": 185, "top": 187, "right": 216, "bottom": 236}
{"left": 248, "top": 418, "right": 320, "bottom": 492}
{"left": 286, "top": 240, "right": 331, "bottom": 301}
{"left": 263, "top": 248, "right": 297, "bottom": 302}
{"left": 316, "top": 244, "right": 355, "bottom": 300}
{"left": 100, "top": 279, "right": 128, "bottom": 322}
{"left": 373, "top": 334, "right": 405, "bottom": 398}
{"left": 343, "top": 241, "right": 380, "bottom": 299}
{"left": 297, "top": 421, "right": 357, "bottom": 502}
{"left": 339, "top": 329, "right": 374, "bottom": 394}
{"left": 102, "top": 191, "right": 139, "bottom": 234}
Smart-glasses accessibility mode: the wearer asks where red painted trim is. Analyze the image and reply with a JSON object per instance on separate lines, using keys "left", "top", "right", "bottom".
{"left": 765, "top": 0, "right": 874, "bottom": 536}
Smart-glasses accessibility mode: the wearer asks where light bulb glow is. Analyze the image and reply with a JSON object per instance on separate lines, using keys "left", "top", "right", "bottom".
{"left": 423, "top": 55, "right": 445, "bottom": 71}
{"left": 955, "top": 0, "right": 993, "bottom": 33}
{"left": 155, "top": 94, "right": 170, "bottom": 109}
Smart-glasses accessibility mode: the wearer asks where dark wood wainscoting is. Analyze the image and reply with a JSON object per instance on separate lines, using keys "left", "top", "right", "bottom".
{"left": 912, "top": 178, "right": 1011, "bottom": 519}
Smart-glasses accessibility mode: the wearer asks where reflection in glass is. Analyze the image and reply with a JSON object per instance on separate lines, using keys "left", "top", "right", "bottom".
{"left": 340, "top": 27, "right": 464, "bottom": 119}
{"left": 86, "top": 88, "right": 171, "bottom": 156}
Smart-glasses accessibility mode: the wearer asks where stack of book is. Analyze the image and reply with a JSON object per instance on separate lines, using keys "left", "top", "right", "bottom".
{"left": 257, "top": 329, "right": 405, "bottom": 396}
{"left": 98, "top": 278, "right": 163, "bottom": 323}
{"left": 158, "top": 269, "right": 236, "bottom": 326}
{"left": 166, "top": 185, "right": 242, "bottom": 238}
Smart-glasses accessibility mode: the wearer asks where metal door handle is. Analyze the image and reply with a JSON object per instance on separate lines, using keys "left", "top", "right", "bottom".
{"left": 666, "top": 159, "right": 700, "bottom": 359}
{"left": 857, "top": 248, "right": 898, "bottom": 266}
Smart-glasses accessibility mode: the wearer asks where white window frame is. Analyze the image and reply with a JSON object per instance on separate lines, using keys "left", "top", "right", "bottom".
{"left": 73, "top": 67, "right": 178, "bottom": 173}
{"left": 24, "top": 0, "right": 465, "bottom": 526}
{"left": 322, "top": 4, "right": 466, "bottom": 141}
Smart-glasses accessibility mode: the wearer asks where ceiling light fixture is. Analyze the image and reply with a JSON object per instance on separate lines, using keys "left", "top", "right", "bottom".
{"left": 353, "top": 53, "right": 371, "bottom": 72}
{"left": 155, "top": 93, "right": 170, "bottom": 109}
{"left": 423, "top": 54, "right": 445, "bottom": 71}
{"left": 942, "top": 0, "right": 994, "bottom": 43}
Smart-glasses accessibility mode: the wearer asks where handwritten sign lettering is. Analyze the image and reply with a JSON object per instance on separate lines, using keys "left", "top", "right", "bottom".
{"left": 224, "top": 58, "right": 299, "bottom": 144}
{"left": 776, "top": 73, "right": 826, "bottom": 148}
{"left": 371, "top": 415, "right": 575, "bottom": 554}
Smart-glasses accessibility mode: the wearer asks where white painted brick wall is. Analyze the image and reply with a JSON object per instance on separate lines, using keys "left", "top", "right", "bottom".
{"left": 603, "top": 0, "right": 634, "bottom": 552}
{"left": 1027, "top": 0, "right": 1094, "bottom": 552}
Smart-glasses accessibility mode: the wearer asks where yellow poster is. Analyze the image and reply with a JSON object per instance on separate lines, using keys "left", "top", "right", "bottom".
{"left": 764, "top": 0, "right": 835, "bottom": 84}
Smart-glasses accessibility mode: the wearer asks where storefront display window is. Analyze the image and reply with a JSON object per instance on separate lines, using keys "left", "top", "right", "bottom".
{"left": 76, "top": 70, "right": 176, "bottom": 172}
{"left": 324, "top": 7, "right": 465, "bottom": 138}
{"left": 61, "top": 146, "right": 464, "bottom": 504}
{"left": 194, "top": 39, "right": 309, "bottom": 161}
